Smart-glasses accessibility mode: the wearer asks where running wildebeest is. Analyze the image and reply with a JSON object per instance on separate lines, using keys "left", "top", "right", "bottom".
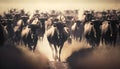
{"left": 38, "top": 17, "right": 48, "bottom": 40}
{"left": 47, "top": 21, "right": 70, "bottom": 61}
{"left": 101, "top": 20, "right": 119, "bottom": 46}
{"left": 118, "top": 22, "right": 120, "bottom": 39}
{"left": 22, "top": 18, "right": 41, "bottom": 51}
{"left": 4, "top": 14, "right": 14, "bottom": 41}
{"left": 83, "top": 10, "right": 93, "bottom": 23}
{"left": 13, "top": 15, "right": 29, "bottom": 45}
{"left": 71, "top": 20, "right": 84, "bottom": 41}
{"left": 84, "top": 19, "right": 102, "bottom": 47}
{"left": 13, "top": 19, "right": 23, "bottom": 45}
{"left": 65, "top": 16, "right": 74, "bottom": 30}
{"left": 0, "top": 23, "right": 6, "bottom": 46}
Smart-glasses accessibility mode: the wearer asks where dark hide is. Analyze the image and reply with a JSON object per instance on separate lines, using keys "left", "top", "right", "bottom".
{"left": 101, "top": 20, "right": 119, "bottom": 46}
{"left": 5, "top": 19, "right": 14, "bottom": 41}
{"left": 38, "top": 18, "right": 47, "bottom": 40}
{"left": 21, "top": 16, "right": 29, "bottom": 26}
{"left": 0, "top": 24, "right": 5, "bottom": 46}
{"left": 72, "top": 20, "right": 84, "bottom": 41}
{"left": 84, "top": 13, "right": 93, "bottom": 22}
{"left": 13, "top": 19, "right": 24, "bottom": 45}
{"left": 26, "top": 19, "right": 41, "bottom": 51}
{"left": 84, "top": 20, "right": 102, "bottom": 47}
{"left": 47, "top": 22, "right": 70, "bottom": 61}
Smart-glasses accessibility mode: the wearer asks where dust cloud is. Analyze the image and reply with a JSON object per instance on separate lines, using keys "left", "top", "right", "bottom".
{"left": 0, "top": 44, "right": 49, "bottom": 69}
{"left": 37, "top": 34, "right": 90, "bottom": 62}
{"left": 66, "top": 41, "right": 120, "bottom": 69}
{"left": 0, "top": 32, "right": 120, "bottom": 69}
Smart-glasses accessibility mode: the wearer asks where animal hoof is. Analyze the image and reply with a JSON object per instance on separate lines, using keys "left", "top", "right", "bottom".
{"left": 54, "top": 55, "right": 58, "bottom": 61}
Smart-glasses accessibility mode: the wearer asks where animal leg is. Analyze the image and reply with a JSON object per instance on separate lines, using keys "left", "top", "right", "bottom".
{"left": 58, "top": 45, "right": 63, "bottom": 62}
{"left": 54, "top": 45, "right": 58, "bottom": 61}
{"left": 49, "top": 44, "right": 56, "bottom": 61}
{"left": 32, "top": 34, "right": 38, "bottom": 51}
{"left": 28, "top": 44, "right": 33, "bottom": 51}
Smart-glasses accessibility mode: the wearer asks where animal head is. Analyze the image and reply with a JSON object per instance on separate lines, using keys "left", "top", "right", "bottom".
{"left": 107, "top": 20, "right": 119, "bottom": 32}
{"left": 91, "top": 20, "right": 102, "bottom": 26}
{"left": 53, "top": 22, "right": 66, "bottom": 31}
{"left": 14, "top": 13, "right": 21, "bottom": 20}
{"left": 108, "top": 20, "right": 119, "bottom": 25}
{"left": 75, "top": 20, "right": 81, "bottom": 26}
{"left": 21, "top": 15, "right": 29, "bottom": 23}
{"left": 90, "top": 20, "right": 103, "bottom": 33}
{"left": 39, "top": 18, "right": 48, "bottom": 24}
{"left": 5, "top": 13, "right": 13, "bottom": 19}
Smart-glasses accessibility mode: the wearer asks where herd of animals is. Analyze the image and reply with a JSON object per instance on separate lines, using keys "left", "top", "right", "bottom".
{"left": 0, "top": 9, "right": 120, "bottom": 61}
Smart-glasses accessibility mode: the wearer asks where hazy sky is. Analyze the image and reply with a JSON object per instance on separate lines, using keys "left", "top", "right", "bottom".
{"left": 0, "top": 0, "right": 119, "bottom": 13}
{"left": 0, "top": 0, "right": 119, "bottom": 3}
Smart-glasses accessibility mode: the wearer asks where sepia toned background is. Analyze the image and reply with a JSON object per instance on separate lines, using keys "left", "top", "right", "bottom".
{"left": 0, "top": 0, "right": 119, "bottom": 61}
{"left": 0, "top": 0, "right": 119, "bottom": 13}
{"left": 0, "top": 0, "right": 120, "bottom": 69}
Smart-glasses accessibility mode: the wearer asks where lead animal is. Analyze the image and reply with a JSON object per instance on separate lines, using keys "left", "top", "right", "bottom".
{"left": 46, "top": 22, "right": 70, "bottom": 61}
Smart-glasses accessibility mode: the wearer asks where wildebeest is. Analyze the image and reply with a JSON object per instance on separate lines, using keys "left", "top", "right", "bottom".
{"left": 46, "top": 22, "right": 70, "bottom": 61}
{"left": 0, "top": 23, "right": 6, "bottom": 46}
{"left": 65, "top": 16, "right": 74, "bottom": 29}
{"left": 21, "top": 15, "right": 29, "bottom": 26}
{"left": 13, "top": 19, "right": 23, "bottom": 45}
{"left": 21, "top": 18, "right": 41, "bottom": 51}
{"left": 71, "top": 20, "right": 84, "bottom": 41}
{"left": 45, "top": 17, "right": 53, "bottom": 30}
{"left": 21, "top": 25, "right": 30, "bottom": 46}
{"left": 12, "top": 14, "right": 29, "bottom": 45}
{"left": 101, "top": 20, "right": 119, "bottom": 46}
{"left": 4, "top": 19, "right": 14, "bottom": 41}
{"left": 38, "top": 17, "right": 48, "bottom": 40}
{"left": 84, "top": 20, "right": 102, "bottom": 47}
{"left": 118, "top": 23, "right": 120, "bottom": 39}
{"left": 83, "top": 10, "right": 93, "bottom": 23}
